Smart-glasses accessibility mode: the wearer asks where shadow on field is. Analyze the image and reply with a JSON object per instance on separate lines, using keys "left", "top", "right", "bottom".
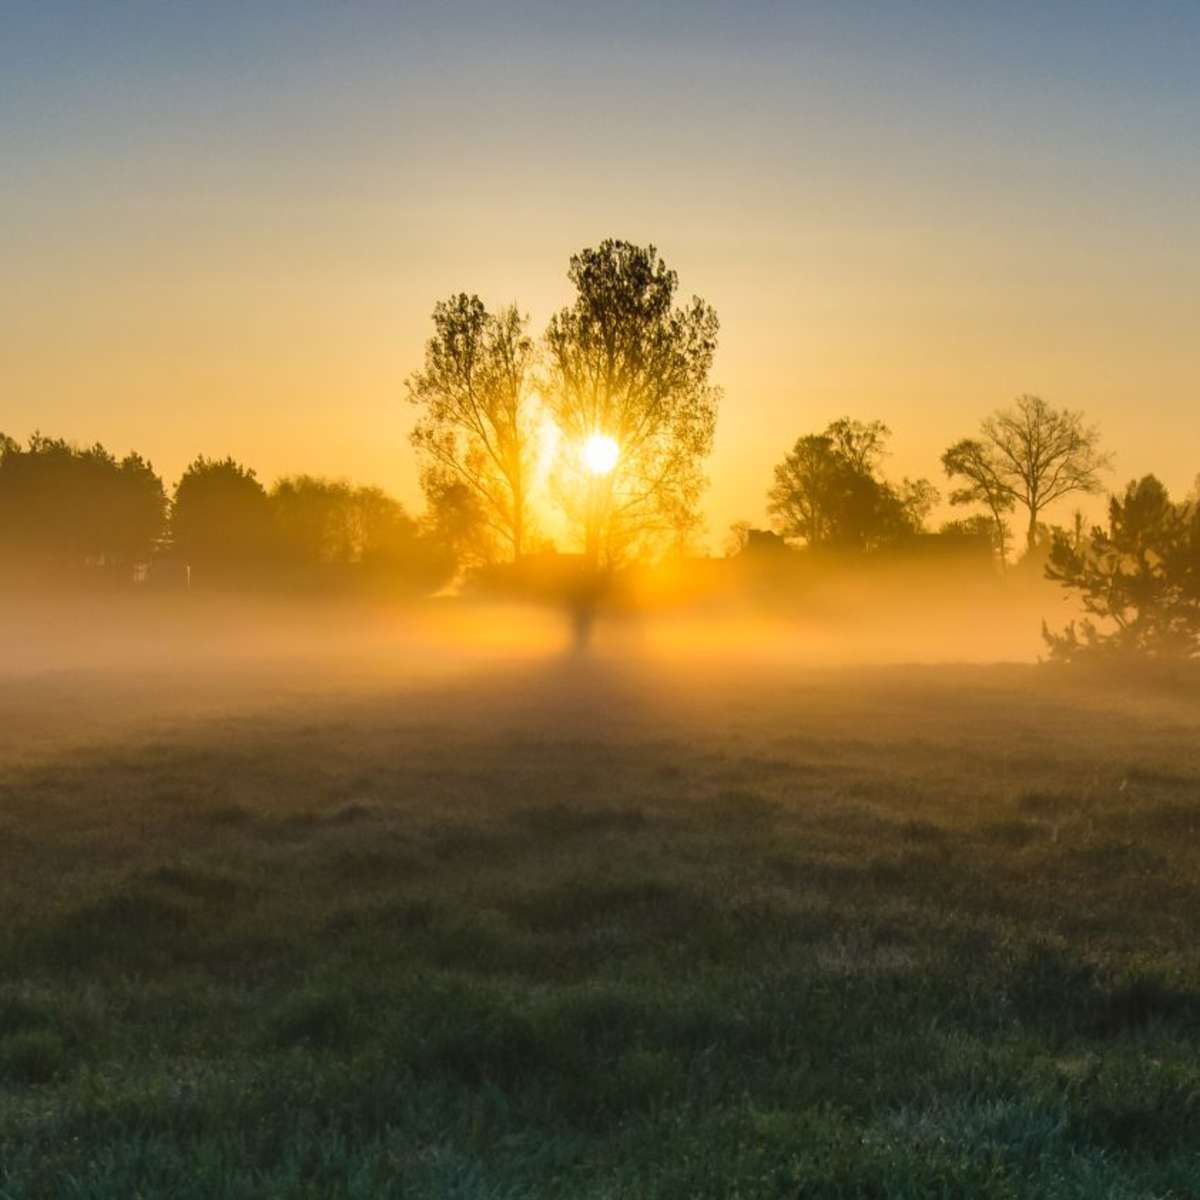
{"left": 2, "top": 651, "right": 1200, "bottom": 1195}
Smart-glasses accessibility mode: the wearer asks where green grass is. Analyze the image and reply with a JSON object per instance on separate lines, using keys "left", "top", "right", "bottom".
{"left": 2, "top": 656, "right": 1199, "bottom": 1196}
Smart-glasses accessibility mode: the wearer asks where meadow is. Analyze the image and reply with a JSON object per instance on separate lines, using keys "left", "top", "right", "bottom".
{"left": 1, "top": 612, "right": 1199, "bottom": 1198}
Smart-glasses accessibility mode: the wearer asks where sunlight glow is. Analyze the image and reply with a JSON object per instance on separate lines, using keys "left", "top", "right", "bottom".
{"left": 582, "top": 433, "right": 619, "bottom": 477}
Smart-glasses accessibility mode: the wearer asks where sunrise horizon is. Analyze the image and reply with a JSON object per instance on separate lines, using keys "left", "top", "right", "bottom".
{"left": 6, "top": 3, "right": 1197, "bottom": 549}
{"left": 3, "top": 6, "right": 1199, "bottom": 1197}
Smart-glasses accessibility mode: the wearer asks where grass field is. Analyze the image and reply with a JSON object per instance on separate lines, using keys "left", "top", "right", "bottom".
{"left": 2, "top": 624, "right": 1199, "bottom": 1197}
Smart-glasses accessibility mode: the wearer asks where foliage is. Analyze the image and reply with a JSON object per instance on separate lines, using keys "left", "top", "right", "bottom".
{"left": 1043, "top": 475, "right": 1200, "bottom": 663}
{"left": 270, "top": 475, "right": 452, "bottom": 592}
{"left": 407, "top": 295, "right": 538, "bottom": 561}
{"left": 543, "top": 240, "right": 720, "bottom": 564}
{"left": 767, "top": 418, "right": 937, "bottom": 551}
{"left": 171, "top": 456, "right": 276, "bottom": 579}
{"left": 0, "top": 433, "right": 166, "bottom": 572}
{"left": 271, "top": 475, "right": 361, "bottom": 566}
{"left": 422, "top": 478, "right": 498, "bottom": 572}
{"left": 939, "top": 513, "right": 1007, "bottom": 559}
{"left": 1, "top": 439, "right": 449, "bottom": 596}
{"left": 941, "top": 438, "right": 1015, "bottom": 563}
{"left": 944, "top": 395, "right": 1110, "bottom": 553}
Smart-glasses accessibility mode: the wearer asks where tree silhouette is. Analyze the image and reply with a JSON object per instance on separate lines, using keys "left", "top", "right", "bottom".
{"left": 271, "top": 476, "right": 358, "bottom": 567}
{"left": 767, "top": 419, "right": 936, "bottom": 551}
{"left": 943, "top": 395, "right": 1110, "bottom": 554}
{"left": 407, "top": 295, "right": 537, "bottom": 562}
{"left": 939, "top": 513, "right": 1008, "bottom": 562}
{"left": 105, "top": 452, "right": 169, "bottom": 565}
{"left": 941, "top": 439, "right": 1015, "bottom": 566}
{"left": 544, "top": 240, "right": 720, "bottom": 565}
{"left": 1044, "top": 475, "right": 1200, "bottom": 663}
{"left": 351, "top": 485, "right": 421, "bottom": 568}
{"left": 422, "top": 478, "right": 494, "bottom": 571}
{"left": 0, "top": 433, "right": 166, "bottom": 575}
{"left": 268, "top": 475, "right": 451, "bottom": 592}
{"left": 171, "top": 456, "right": 274, "bottom": 582}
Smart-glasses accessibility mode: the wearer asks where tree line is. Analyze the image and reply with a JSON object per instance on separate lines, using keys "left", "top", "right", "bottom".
{"left": 743, "top": 396, "right": 1198, "bottom": 665}
{"left": 0, "top": 440, "right": 450, "bottom": 594}
{"left": 752, "top": 395, "right": 1111, "bottom": 563}
{"left": 3, "top": 236, "right": 1196, "bottom": 663}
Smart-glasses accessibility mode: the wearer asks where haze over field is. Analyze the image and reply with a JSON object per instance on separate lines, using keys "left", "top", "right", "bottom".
{"left": 4, "top": 4, "right": 1200, "bottom": 1197}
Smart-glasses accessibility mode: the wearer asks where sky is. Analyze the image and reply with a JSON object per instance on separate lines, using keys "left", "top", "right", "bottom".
{"left": 3, "top": 1, "right": 1197, "bottom": 546}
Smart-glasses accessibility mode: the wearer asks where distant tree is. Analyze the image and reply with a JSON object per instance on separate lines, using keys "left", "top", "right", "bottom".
{"left": 271, "top": 476, "right": 358, "bottom": 567}
{"left": 407, "top": 295, "right": 537, "bottom": 561}
{"left": 422, "top": 478, "right": 496, "bottom": 570}
{"left": 724, "top": 520, "right": 753, "bottom": 557}
{"left": 941, "top": 439, "right": 1015, "bottom": 565}
{"left": 898, "top": 477, "right": 940, "bottom": 530}
{"left": 767, "top": 419, "right": 937, "bottom": 551}
{"left": 1043, "top": 475, "right": 1200, "bottom": 663}
{"left": 104, "top": 451, "right": 169, "bottom": 564}
{"left": 352, "top": 486, "right": 419, "bottom": 566}
{"left": 268, "top": 475, "right": 450, "bottom": 591}
{"left": 939, "top": 513, "right": 1008, "bottom": 561}
{"left": 766, "top": 434, "right": 846, "bottom": 547}
{"left": 943, "top": 395, "right": 1110, "bottom": 554}
{"left": 543, "top": 240, "right": 720, "bottom": 565}
{"left": 357, "top": 486, "right": 454, "bottom": 593}
{"left": 171, "top": 456, "right": 274, "bottom": 580}
{"left": 931, "top": 516, "right": 1008, "bottom": 571}
{"left": 824, "top": 417, "right": 890, "bottom": 475}
{"left": 0, "top": 433, "right": 166, "bottom": 573}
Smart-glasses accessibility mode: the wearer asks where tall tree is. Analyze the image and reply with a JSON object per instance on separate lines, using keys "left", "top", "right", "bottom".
{"left": 543, "top": 240, "right": 720, "bottom": 565}
{"left": 943, "top": 395, "right": 1110, "bottom": 554}
{"left": 171, "top": 456, "right": 274, "bottom": 580}
{"left": 767, "top": 419, "right": 936, "bottom": 551}
{"left": 407, "top": 295, "right": 536, "bottom": 562}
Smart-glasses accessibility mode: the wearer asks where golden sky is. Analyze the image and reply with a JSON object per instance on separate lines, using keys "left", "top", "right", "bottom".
{"left": 4, "top": 3, "right": 1197, "bottom": 545}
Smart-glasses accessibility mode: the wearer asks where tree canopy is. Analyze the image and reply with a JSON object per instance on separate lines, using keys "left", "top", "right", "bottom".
{"left": 1044, "top": 475, "right": 1200, "bottom": 663}
{"left": 171, "top": 456, "right": 275, "bottom": 579}
{"left": 407, "top": 295, "right": 537, "bottom": 562}
{"left": 544, "top": 240, "right": 720, "bottom": 563}
{"left": 269, "top": 474, "right": 450, "bottom": 590}
{"left": 767, "top": 419, "right": 937, "bottom": 551}
{"left": 944, "top": 395, "right": 1110, "bottom": 554}
{"left": 0, "top": 433, "right": 166, "bottom": 573}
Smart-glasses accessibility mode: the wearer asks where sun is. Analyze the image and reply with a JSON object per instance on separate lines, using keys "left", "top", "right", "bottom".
{"left": 582, "top": 433, "right": 619, "bottom": 477}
